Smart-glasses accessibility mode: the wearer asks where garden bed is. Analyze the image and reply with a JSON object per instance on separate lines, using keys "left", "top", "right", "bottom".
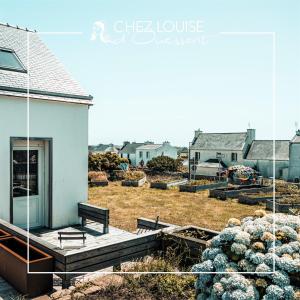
{"left": 150, "top": 179, "right": 188, "bottom": 190}
{"left": 164, "top": 226, "right": 219, "bottom": 264}
{"left": 121, "top": 171, "right": 147, "bottom": 187}
{"left": 209, "top": 185, "right": 273, "bottom": 200}
{"left": 122, "top": 176, "right": 147, "bottom": 187}
{"left": 88, "top": 171, "right": 109, "bottom": 187}
{"left": 238, "top": 193, "right": 275, "bottom": 205}
{"left": 266, "top": 199, "right": 300, "bottom": 213}
{"left": 180, "top": 180, "right": 227, "bottom": 193}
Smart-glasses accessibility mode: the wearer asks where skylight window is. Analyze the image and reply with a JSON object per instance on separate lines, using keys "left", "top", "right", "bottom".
{"left": 0, "top": 48, "right": 26, "bottom": 72}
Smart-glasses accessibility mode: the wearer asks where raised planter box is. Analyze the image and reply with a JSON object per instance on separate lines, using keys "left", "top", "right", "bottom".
{"left": 89, "top": 180, "right": 109, "bottom": 187}
{"left": 0, "top": 236, "right": 53, "bottom": 297}
{"left": 150, "top": 179, "right": 188, "bottom": 190}
{"left": 209, "top": 185, "right": 273, "bottom": 200}
{"left": 238, "top": 194, "right": 275, "bottom": 205}
{"left": 0, "top": 229, "right": 11, "bottom": 239}
{"left": 164, "top": 226, "right": 219, "bottom": 264}
{"left": 122, "top": 176, "right": 146, "bottom": 187}
{"left": 179, "top": 181, "right": 228, "bottom": 193}
{"left": 266, "top": 200, "right": 300, "bottom": 213}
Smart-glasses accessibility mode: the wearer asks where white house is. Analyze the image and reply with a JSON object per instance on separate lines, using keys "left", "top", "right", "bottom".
{"left": 190, "top": 128, "right": 300, "bottom": 180}
{"left": 288, "top": 130, "right": 300, "bottom": 182}
{"left": 135, "top": 141, "right": 178, "bottom": 166}
{"left": 0, "top": 24, "right": 92, "bottom": 229}
{"left": 244, "top": 140, "right": 290, "bottom": 179}
{"left": 190, "top": 129, "right": 255, "bottom": 177}
{"left": 119, "top": 142, "right": 145, "bottom": 166}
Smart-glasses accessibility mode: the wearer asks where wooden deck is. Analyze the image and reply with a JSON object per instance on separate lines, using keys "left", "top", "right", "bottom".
{"left": 31, "top": 222, "right": 136, "bottom": 255}
{"left": 0, "top": 218, "right": 171, "bottom": 288}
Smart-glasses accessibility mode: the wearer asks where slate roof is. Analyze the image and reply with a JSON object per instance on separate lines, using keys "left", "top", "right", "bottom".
{"left": 119, "top": 143, "right": 145, "bottom": 154}
{"left": 246, "top": 140, "right": 290, "bottom": 161}
{"left": 136, "top": 144, "right": 162, "bottom": 150}
{"left": 191, "top": 132, "right": 247, "bottom": 151}
{"left": 0, "top": 23, "right": 92, "bottom": 104}
{"left": 291, "top": 133, "right": 300, "bottom": 143}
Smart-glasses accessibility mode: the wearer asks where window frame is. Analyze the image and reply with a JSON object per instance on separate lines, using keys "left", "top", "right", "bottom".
{"left": 231, "top": 152, "right": 238, "bottom": 162}
{"left": 146, "top": 151, "right": 150, "bottom": 159}
{"left": 0, "top": 47, "right": 27, "bottom": 73}
{"left": 139, "top": 151, "right": 143, "bottom": 158}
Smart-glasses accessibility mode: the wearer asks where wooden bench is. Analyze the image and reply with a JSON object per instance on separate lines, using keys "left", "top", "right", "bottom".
{"left": 78, "top": 203, "right": 109, "bottom": 234}
{"left": 58, "top": 231, "right": 86, "bottom": 249}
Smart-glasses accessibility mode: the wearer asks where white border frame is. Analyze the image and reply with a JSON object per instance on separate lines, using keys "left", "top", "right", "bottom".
{"left": 26, "top": 31, "right": 277, "bottom": 276}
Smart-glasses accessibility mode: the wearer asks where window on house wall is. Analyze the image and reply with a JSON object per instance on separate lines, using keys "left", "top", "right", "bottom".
{"left": 0, "top": 48, "right": 26, "bottom": 72}
{"left": 231, "top": 153, "right": 238, "bottom": 162}
{"left": 146, "top": 151, "right": 150, "bottom": 158}
{"left": 195, "top": 152, "right": 201, "bottom": 161}
{"left": 13, "top": 150, "right": 38, "bottom": 197}
{"left": 120, "top": 153, "right": 123, "bottom": 158}
{"left": 139, "top": 151, "right": 143, "bottom": 158}
{"left": 127, "top": 153, "right": 130, "bottom": 159}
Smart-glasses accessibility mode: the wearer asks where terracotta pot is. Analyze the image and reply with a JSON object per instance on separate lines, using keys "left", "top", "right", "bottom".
{"left": 0, "top": 236, "right": 53, "bottom": 297}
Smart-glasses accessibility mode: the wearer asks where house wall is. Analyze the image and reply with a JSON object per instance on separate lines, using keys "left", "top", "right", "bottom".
{"left": 244, "top": 159, "right": 289, "bottom": 179}
{"left": 121, "top": 152, "right": 136, "bottom": 166}
{"left": 135, "top": 144, "right": 178, "bottom": 166}
{"left": 288, "top": 142, "right": 300, "bottom": 181}
{"left": 0, "top": 96, "right": 88, "bottom": 228}
{"left": 189, "top": 149, "right": 245, "bottom": 167}
{"left": 193, "top": 166, "right": 219, "bottom": 177}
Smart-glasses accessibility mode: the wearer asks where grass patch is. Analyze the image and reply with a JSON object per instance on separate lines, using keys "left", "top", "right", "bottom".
{"left": 88, "top": 181, "right": 263, "bottom": 232}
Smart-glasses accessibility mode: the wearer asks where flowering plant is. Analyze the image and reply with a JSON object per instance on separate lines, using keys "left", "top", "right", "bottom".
{"left": 192, "top": 212, "right": 300, "bottom": 299}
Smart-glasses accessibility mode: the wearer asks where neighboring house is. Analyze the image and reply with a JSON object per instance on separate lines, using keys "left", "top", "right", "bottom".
{"left": 190, "top": 129, "right": 255, "bottom": 177}
{"left": 245, "top": 140, "right": 290, "bottom": 179}
{"left": 119, "top": 142, "right": 144, "bottom": 166}
{"left": 0, "top": 24, "right": 92, "bottom": 229}
{"left": 288, "top": 130, "right": 300, "bottom": 182}
{"left": 89, "top": 143, "right": 119, "bottom": 154}
{"left": 135, "top": 141, "right": 178, "bottom": 166}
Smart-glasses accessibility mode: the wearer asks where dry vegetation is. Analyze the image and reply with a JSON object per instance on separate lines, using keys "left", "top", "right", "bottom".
{"left": 88, "top": 181, "right": 263, "bottom": 232}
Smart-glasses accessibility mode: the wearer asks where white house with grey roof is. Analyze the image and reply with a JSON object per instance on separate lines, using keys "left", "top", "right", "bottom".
{"left": 244, "top": 140, "right": 290, "bottom": 179}
{"left": 190, "top": 129, "right": 256, "bottom": 177}
{"left": 135, "top": 142, "right": 178, "bottom": 166}
{"left": 190, "top": 128, "right": 300, "bottom": 180}
{"left": 0, "top": 23, "right": 92, "bottom": 229}
{"left": 119, "top": 142, "right": 145, "bottom": 166}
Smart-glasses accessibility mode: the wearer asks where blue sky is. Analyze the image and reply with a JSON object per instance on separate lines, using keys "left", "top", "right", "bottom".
{"left": 1, "top": 0, "right": 299, "bottom": 146}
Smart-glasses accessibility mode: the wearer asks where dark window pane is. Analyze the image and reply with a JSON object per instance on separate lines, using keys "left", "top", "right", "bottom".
{"left": 0, "top": 49, "right": 25, "bottom": 71}
{"left": 13, "top": 150, "right": 38, "bottom": 198}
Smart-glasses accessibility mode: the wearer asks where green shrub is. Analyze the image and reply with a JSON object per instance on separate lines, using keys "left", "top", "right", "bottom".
{"left": 89, "top": 152, "right": 128, "bottom": 171}
{"left": 147, "top": 156, "right": 183, "bottom": 172}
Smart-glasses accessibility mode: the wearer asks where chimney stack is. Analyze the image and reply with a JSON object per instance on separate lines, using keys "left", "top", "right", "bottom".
{"left": 247, "top": 128, "right": 256, "bottom": 142}
{"left": 194, "top": 129, "right": 203, "bottom": 138}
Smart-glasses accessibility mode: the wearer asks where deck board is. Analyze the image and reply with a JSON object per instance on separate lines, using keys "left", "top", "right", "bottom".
{"left": 30, "top": 222, "right": 136, "bottom": 255}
